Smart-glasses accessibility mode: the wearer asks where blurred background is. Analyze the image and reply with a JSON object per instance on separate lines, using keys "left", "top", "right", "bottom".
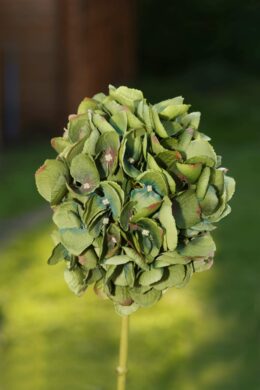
{"left": 0, "top": 1, "right": 259, "bottom": 389}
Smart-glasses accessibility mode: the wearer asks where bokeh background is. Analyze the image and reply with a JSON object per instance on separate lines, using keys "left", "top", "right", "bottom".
{"left": 0, "top": 1, "right": 259, "bottom": 389}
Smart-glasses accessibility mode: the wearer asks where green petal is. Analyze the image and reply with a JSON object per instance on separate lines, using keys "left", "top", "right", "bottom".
{"left": 185, "top": 140, "right": 217, "bottom": 167}
{"left": 136, "top": 170, "right": 168, "bottom": 196}
{"left": 153, "top": 264, "right": 186, "bottom": 290}
{"left": 67, "top": 113, "right": 91, "bottom": 143}
{"left": 139, "top": 268, "right": 164, "bottom": 286}
{"left": 153, "top": 96, "right": 184, "bottom": 112}
{"left": 53, "top": 201, "right": 82, "bottom": 229}
{"left": 60, "top": 227, "right": 94, "bottom": 255}
{"left": 103, "top": 255, "right": 131, "bottom": 265}
{"left": 224, "top": 176, "right": 236, "bottom": 202}
{"left": 64, "top": 267, "right": 86, "bottom": 296}
{"left": 114, "top": 302, "right": 140, "bottom": 316}
{"left": 51, "top": 137, "right": 71, "bottom": 154}
{"left": 130, "top": 187, "right": 162, "bottom": 221}
{"left": 70, "top": 154, "right": 100, "bottom": 194}
{"left": 77, "top": 97, "right": 98, "bottom": 114}
{"left": 151, "top": 108, "right": 169, "bottom": 138}
{"left": 122, "top": 246, "right": 149, "bottom": 271}
{"left": 192, "top": 258, "right": 214, "bottom": 273}
{"left": 172, "top": 189, "right": 201, "bottom": 228}
{"left": 199, "top": 185, "right": 219, "bottom": 215}
{"left": 180, "top": 112, "right": 201, "bottom": 130}
{"left": 158, "top": 196, "right": 178, "bottom": 251}
{"left": 92, "top": 113, "right": 116, "bottom": 134}
{"left": 159, "top": 104, "right": 190, "bottom": 120}
{"left": 47, "top": 243, "right": 67, "bottom": 265}
{"left": 109, "top": 85, "right": 143, "bottom": 111}
{"left": 35, "top": 159, "right": 69, "bottom": 205}
{"left": 95, "top": 131, "right": 120, "bottom": 178}
{"left": 101, "top": 181, "right": 124, "bottom": 220}
{"left": 110, "top": 111, "right": 127, "bottom": 135}
{"left": 179, "top": 233, "right": 216, "bottom": 257}
{"left": 129, "top": 287, "right": 162, "bottom": 307}
{"left": 78, "top": 247, "right": 98, "bottom": 270}
{"left": 154, "top": 251, "right": 189, "bottom": 267}
{"left": 176, "top": 162, "right": 202, "bottom": 184}
{"left": 120, "top": 200, "right": 136, "bottom": 231}
{"left": 196, "top": 167, "right": 211, "bottom": 200}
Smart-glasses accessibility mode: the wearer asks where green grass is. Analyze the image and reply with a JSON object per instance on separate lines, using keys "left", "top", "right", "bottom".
{"left": 0, "top": 142, "right": 259, "bottom": 390}
{"left": 0, "top": 141, "right": 55, "bottom": 219}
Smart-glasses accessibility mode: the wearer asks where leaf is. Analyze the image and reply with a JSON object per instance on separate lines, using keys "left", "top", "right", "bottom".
{"left": 47, "top": 243, "right": 67, "bottom": 265}
{"left": 159, "top": 196, "right": 178, "bottom": 251}
{"left": 60, "top": 227, "right": 94, "bottom": 255}
{"left": 70, "top": 154, "right": 100, "bottom": 194}
{"left": 139, "top": 268, "right": 164, "bottom": 286}
{"left": 179, "top": 233, "right": 216, "bottom": 257}
{"left": 64, "top": 267, "right": 86, "bottom": 296}
{"left": 35, "top": 159, "right": 69, "bottom": 205}
{"left": 172, "top": 189, "right": 201, "bottom": 228}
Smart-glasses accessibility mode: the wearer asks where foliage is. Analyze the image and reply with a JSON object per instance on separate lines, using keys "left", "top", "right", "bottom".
{"left": 35, "top": 85, "right": 235, "bottom": 315}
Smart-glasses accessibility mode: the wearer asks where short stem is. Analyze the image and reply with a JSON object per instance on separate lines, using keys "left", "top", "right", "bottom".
{"left": 116, "top": 315, "right": 129, "bottom": 390}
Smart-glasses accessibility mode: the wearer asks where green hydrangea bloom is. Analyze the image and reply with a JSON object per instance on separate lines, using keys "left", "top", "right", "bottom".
{"left": 35, "top": 85, "right": 235, "bottom": 315}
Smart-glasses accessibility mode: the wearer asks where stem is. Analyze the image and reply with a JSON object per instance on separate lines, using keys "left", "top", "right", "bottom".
{"left": 116, "top": 315, "right": 129, "bottom": 390}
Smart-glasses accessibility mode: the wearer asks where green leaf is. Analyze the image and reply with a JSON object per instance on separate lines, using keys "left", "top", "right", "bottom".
{"left": 60, "top": 227, "right": 94, "bottom": 255}
{"left": 70, "top": 154, "right": 100, "bottom": 194}
{"left": 172, "top": 189, "right": 201, "bottom": 228}
{"left": 64, "top": 267, "right": 86, "bottom": 296}
{"left": 159, "top": 196, "right": 178, "bottom": 251}
{"left": 139, "top": 268, "right": 163, "bottom": 286}
{"left": 35, "top": 159, "right": 69, "bottom": 205}
{"left": 47, "top": 243, "right": 67, "bottom": 265}
{"left": 179, "top": 233, "right": 216, "bottom": 257}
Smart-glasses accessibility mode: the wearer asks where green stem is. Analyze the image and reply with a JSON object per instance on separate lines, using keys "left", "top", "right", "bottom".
{"left": 116, "top": 315, "right": 129, "bottom": 390}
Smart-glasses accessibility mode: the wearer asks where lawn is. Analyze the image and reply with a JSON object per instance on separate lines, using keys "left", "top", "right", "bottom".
{"left": 0, "top": 74, "right": 259, "bottom": 389}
